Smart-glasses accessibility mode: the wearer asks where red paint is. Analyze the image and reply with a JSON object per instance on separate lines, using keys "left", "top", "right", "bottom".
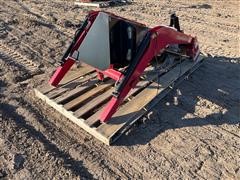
{"left": 49, "top": 57, "right": 75, "bottom": 87}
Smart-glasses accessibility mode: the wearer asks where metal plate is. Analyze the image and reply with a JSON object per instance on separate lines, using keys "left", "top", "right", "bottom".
{"left": 77, "top": 12, "right": 111, "bottom": 70}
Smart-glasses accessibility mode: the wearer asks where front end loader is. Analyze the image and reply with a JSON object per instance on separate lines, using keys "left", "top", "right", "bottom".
{"left": 49, "top": 11, "right": 200, "bottom": 123}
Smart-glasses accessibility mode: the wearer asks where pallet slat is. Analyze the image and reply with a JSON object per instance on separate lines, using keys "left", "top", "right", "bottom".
{"left": 46, "top": 72, "right": 96, "bottom": 99}
{"left": 54, "top": 78, "right": 99, "bottom": 104}
{"left": 74, "top": 88, "right": 113, "bottom": 118}
{"left": 64, "top": 80, "right": 114, "bottom": 110}
{"left": 85, "top": 110, "right": 103, "bottom": 127}
{"left": 39, "top": 65, "right": 94, "bottom": 94}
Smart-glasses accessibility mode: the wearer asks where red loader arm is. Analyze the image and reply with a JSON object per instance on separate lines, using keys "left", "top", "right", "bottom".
{"left": 99, "top": 26, "right": 199, "bottom": 122}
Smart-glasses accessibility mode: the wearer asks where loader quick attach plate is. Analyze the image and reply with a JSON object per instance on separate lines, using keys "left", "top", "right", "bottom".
{"left": 35, "top": 55, "right": 204, "bottom": 145}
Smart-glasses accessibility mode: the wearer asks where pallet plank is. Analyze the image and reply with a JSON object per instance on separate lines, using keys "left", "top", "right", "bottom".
{"left": 64, "top": 80, "right": 114, "bottom": 110}
{"left": 74, "top": 88, "right": 113, "bottom": 118}
{"left": 84, "top": 110, "right": 103, "bottom": 127}
{"left": 46, "top": 72, "right": 96, "bottom": 99}
{"left": 39, "top": 65, "right": 94, "bottom": 94}
{"left": 54, "top": 78, "right": 99, "bottom": 104}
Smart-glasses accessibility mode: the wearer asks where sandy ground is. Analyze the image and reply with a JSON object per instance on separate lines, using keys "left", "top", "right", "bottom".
{"left": 0, "top": 0, "right": 239, "bottom": 179}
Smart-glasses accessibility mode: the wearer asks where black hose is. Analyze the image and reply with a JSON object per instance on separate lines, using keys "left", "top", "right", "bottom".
{"left": 114, "top": 32, "right": 151, "bottom": 96}
{"left": 60, "top": 18, "right": 89, "bottom": 65}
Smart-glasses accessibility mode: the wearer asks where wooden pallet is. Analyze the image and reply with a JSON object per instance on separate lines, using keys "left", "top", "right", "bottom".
{"left": 34, "top": 55, "right": 204, "bottom": 145}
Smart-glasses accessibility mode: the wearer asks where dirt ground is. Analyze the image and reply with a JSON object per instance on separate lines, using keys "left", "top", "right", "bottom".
{"left": 0, "top": 0, "right": 239, "bottom": 179}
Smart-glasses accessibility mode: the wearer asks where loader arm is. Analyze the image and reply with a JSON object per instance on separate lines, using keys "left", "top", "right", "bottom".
{"left": 49, "top": 11, "right": 100, "bottom": 86}
{"left": 99, "top": 26, "right": 199, "bottom": 122}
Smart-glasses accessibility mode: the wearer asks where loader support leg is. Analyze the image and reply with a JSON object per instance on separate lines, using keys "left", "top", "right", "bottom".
{"left": 49, "top": 57, "right": 75, "bottom": 87}
{"left": 100, "top": 97, "right": 120, "bottom": 122}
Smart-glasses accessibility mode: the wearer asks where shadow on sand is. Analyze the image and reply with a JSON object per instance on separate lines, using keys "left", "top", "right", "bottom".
{"left": 0, "top": 102, "right": 94, "bottom": 178}
{"left": 114, "top": 55, "right": 240, "bottom": 146}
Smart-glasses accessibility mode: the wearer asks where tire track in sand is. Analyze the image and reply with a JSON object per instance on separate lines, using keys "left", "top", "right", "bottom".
{"left": 0, "top": 43, "right": 42, "bottom": 77}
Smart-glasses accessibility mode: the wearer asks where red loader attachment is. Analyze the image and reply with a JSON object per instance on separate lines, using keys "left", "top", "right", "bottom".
{"left": 49, "top": 11, "right": 200, "bottom": 123}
